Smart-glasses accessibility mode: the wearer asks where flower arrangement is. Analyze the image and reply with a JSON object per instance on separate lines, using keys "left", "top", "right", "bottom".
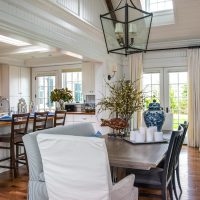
{"left": 97, "top": 78, "right": 144, "bottom": 121}
{"left": 50, "top": 88, "right": 73, "bottom": 110}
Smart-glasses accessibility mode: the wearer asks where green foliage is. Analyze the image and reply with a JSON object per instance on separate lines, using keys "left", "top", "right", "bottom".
{"left": 97, "top": 79, "right": 144, "bottom": 121}
{"left": 143, "top": 95, "right": 160, "bottom": 110}
{"left": 50, "top": 88, "right": 73, "bottom": 103}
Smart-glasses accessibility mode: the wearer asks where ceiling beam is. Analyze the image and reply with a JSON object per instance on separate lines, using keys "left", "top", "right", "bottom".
{"left": 104, "top": 0, "right": 117, "bottom": 21}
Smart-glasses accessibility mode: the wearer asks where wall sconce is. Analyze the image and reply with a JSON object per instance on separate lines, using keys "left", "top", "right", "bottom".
{"left": 108, "top": 65, "right": 117, "bottom": 80}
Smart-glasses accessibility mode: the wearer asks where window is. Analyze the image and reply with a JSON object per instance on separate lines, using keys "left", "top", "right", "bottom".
{"left": 141, "top": 0, "right": 174, "bottom": 26}
{"left": 142, "top": 73, "right": 160, "bottom": 109}
{"left": 36, "top": 76, "right": 56, "bottom": 111}
{"left": 145, "top": 0, "right": 173, "bottom": 12}
{"left": 62, "top": 71, "right": 83, "bottom": 103}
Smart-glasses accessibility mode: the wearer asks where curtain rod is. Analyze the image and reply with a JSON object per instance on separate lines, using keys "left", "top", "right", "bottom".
{"left": 146, "top": 45, "right": 200, "bottom": 52}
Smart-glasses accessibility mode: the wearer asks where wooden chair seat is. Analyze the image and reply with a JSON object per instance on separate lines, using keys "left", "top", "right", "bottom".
{"left": 0, "top": 133, "right": 23, "bottom": 143}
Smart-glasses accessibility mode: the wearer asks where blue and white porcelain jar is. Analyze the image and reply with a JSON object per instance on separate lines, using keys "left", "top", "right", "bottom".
{"left": 143, "top": 100, "right": 165, "bottom": 131}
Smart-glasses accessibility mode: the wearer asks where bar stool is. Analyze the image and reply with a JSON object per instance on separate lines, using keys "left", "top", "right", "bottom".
{"left": 54, "top": 110, "right": 67, "bottom": 127}
{"left": 33, "top": 111, "right": 48, "bottom": 132}
{"left": 0, "top": 113, "right": 30, "bottom": 178}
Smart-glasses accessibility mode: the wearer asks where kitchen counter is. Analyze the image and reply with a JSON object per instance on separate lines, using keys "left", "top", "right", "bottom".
{"left": 66, "top": 111, "right": 95, "bottom": 115}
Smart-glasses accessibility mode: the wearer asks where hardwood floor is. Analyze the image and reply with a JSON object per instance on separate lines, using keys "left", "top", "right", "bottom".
{"left": 0, "top": 146, "right": 199, "bottom": 200}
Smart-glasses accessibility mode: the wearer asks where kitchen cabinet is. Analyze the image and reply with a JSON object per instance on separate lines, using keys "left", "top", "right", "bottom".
{"left": 65, "top": 113, "right": 110, "bottom": 134}
{"left": 82, "top": 62, "right": 95, "bottom": 95}
{"left": 0, "top": 65, "right": 31, "bottom": 112}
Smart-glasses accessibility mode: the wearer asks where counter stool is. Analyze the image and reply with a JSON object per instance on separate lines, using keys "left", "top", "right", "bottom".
{"left": 33, "top": 111, "right": 48, "bottom": 132}
{"left": 54, "top": 110, "right": 66, "bottom": 127}
{"left": 0, "top": 113, "right": 30, "bottom": 178}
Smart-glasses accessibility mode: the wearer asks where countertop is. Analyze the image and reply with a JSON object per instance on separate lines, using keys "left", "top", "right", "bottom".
{"left": 66, "top": 111, "right": 95, "bottom": 115}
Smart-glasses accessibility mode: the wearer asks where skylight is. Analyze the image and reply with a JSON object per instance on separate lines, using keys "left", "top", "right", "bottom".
{"left": 140, "top": 0, "right": 173, "bottom": 12}
{"left": 145, "top": 0, "right": 173, "bottom": 12}
{"left": 141, "top": 0, "right": 174, "bottom": 26}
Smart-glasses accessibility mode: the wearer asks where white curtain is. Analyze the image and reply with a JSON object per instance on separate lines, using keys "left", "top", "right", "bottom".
{"left": 187, "top": 48, "right": 200, "bottom": 148}
{"left": 128, "top": 53, "right": 143, "bottom": 129}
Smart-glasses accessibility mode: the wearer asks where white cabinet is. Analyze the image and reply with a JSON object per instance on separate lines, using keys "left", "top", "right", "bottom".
{"left": 9, "top": 66, "right": 31, "bottom": 111}
{"left": 0, "top": 65, "right": 31, "bottom": 111}
{"left": 64, "top": 114, "right": 110, "bottom": 134}
{"left": 82, "top": 62, "right": 95, "bottom": 95}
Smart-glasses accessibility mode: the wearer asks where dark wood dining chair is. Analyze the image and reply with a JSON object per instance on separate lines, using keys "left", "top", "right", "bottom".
{"left": 54, "top": 110, "right": 66, "bottom": 127}
{"left": 172, "top": 122, "right": 188, "bottom": 200}
{"left": 33, "top": 111, "right": 48, "bottom": 132}
{"left": 0, "top": 113, "right": 30, "bottom": 178}
{"left": 127, "top": 127, "right": 184, "bottom": 200}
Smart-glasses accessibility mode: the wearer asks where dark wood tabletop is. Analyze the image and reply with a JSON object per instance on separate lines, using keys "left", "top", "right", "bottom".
{"left": 105, "top": 135, "right": 169, "bottom": 170}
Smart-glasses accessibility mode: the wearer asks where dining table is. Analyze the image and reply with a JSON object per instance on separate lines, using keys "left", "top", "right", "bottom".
{"left": 105, "top": 132, "right": 171, "bottom": 170}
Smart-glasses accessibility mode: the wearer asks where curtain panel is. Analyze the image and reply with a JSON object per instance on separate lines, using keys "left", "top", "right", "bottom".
{"left": 128, "top": 53, "right": 143, "bottom": 129}
{"left": 187, "top": 48, "right": 200, "bottom": 148}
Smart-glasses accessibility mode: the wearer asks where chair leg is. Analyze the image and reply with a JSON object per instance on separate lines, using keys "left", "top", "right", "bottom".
{"left": 172, "top": 171, "right": 179, "bottom": 200}
{"left": 24, "top": 148, "right": 29, "bottom": 173}
{"left": 10, "top": 143, "right": 17, "bottom": 178}
{"left": 162, "top": 187, "right": 167, "bottom": 200}
{"left": 176, "top": 165, "right": 182, "bottom": 198}
{"left": 168, "top": 181, "right": 174, "bottom": 200}
{"left": 16, "top": 144, "right": 19, "bottom": 170}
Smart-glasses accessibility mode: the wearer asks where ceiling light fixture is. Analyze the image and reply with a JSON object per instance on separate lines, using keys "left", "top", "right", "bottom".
{"left": 63, "top": 51, "right": 83, "bottom": 59}
{"left": 100, "top": 0, "right": 153, "bottom": 56}
{"left": 0, "top": 34, "right": 31, "bottom": 46}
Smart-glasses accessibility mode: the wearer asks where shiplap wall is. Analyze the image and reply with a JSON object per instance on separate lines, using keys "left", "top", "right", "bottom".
{"left": 53, "top": 0, "right": 107, "bottom": 29}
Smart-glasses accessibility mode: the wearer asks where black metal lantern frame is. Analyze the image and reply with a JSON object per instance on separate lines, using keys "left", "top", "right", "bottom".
{"left": 100, "top": 0, "right": 153, "bottom": 56}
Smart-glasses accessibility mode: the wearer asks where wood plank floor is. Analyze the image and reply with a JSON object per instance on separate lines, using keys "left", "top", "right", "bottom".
{"left": 0, "top": 146, "right": 199, "bottom": 200}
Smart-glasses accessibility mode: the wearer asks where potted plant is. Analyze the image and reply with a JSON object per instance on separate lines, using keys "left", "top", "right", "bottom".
{"left": 50, "top": 88, "right": 73, "bottom": 110}
{"left": 97, "top": 79, "right": 143, "bottom": 133}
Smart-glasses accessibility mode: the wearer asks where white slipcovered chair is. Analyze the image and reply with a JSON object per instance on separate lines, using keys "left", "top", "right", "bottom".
{"left": 37, "top": 134, "right": 138, "bottom": 200}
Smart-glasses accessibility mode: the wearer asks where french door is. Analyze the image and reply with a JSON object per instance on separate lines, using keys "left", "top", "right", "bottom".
{"left": 143, "top": 67, "right": 188, "bottom": 129}
{"left": 35, "top": 75, "right": 56, "bottom": 111}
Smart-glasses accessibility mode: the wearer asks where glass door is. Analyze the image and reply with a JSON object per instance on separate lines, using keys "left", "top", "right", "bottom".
{"left": 143, "top": 67, "right": 188, "bottom": 130}
{"left": 164, "top": 68, "right": 188, "bottom": 129}
{"left": 35, "top": 76, "right": 56, "bottom": 111}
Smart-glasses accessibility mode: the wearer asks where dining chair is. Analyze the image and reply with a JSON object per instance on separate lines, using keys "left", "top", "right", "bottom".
{"left": 172, "top": 122, "right": 188, "bottom": 200}
{"left": 33, "top": 111, "right": 48, "bottom": 132}
{"left": 0, "top": 113, "right": 30, "bottom": 178}
{"left": 53, "top": 110, "right": 66, "bottom": 127}
{"left": 37, "top": 134, "right": 138, "bottom": 200}
{"left": 127, "top": 128, "right": 184, "bottom": 200}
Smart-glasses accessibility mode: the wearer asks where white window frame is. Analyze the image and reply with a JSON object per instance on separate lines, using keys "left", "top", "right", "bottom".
{"left": 145, "top": 0, "right": 173, "bottom": 13}
{"left": 61, "top": 70, "right": 83, "bottom": 103}
{"left": 143, "top": 68, "right": 164, "bottom": 108}
{"left": 163, "top": 66, "right": 188, "bottom": 112}
{"left": 33, "top": 71, "right": 59, "bottom": 111}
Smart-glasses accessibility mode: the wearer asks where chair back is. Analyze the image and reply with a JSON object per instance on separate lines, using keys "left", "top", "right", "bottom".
{"left": 175, "top": 122, "right": 189, "bottom": 164}
{"left": 53, "top": 110, "right": 66, "bottom": 127}
{"left": 33, "top": 112, "right": 48, "bottom": 132}
{"left": 162, "top": 128, "right": 183, "bottom": 184}
{"left": 37, "top": 134, "right": 112, "bottom": 200}
{"left": 11, "top": 113, "right": 30, "bottom": 141}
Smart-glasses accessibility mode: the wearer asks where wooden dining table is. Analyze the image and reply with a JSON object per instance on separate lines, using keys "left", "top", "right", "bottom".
{"left": 105, "top": 133, "right": 171, "bottom": 170}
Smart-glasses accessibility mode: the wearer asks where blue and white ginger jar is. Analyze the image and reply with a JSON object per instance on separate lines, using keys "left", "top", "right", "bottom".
{"left": 143, "top": 100, "right": 165, "bottom": 131}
